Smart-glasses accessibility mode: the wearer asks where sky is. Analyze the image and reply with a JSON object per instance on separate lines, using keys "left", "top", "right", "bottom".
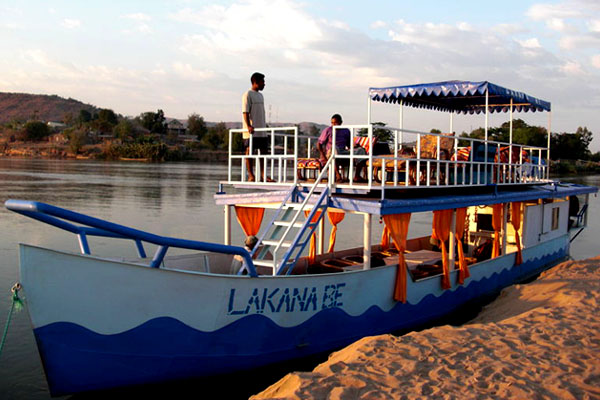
{"left": 1, "top": 0, "right": 599, "bottom": 149}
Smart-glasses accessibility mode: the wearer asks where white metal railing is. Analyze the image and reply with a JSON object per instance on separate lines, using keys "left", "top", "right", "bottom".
{"left": 227, "top": 125, "right": 551, "bottom": 190}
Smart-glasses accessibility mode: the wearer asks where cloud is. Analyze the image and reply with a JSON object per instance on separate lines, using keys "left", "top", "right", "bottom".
{"left": 172, "top": 62, "right": 215, "bottom": 81}
{"left": 591, "top": 55, "right": 600, "bottom": 69}
{"left": 120, "top": 12, "right": 152, "bottom": 34}
{"left": 171, "top": 0, "right": 321, "bottom": 54}
{"left": 121, "top": 13, "right": 151, "bottom": 21}
{"left": 61, "top": 19, "right": 81, "bottom": 29}
{"left": 517, "top": 38, "right": 542, "bottom": 49}
{"left": 560, "top": 60, "right": 585, "bottom": 75}
{"left": 526, "top": 1, "right": 600, "bottom": 50}
{"left": 370, "top": 20, "right": 387, "bottom": 29}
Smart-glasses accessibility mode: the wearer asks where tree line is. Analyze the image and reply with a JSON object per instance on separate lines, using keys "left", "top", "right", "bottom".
{"left": 2, "top": 109, "right": 596, "bottom": 170}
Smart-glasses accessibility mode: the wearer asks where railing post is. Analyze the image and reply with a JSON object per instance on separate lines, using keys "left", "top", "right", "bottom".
{"left": 228, "top": 129, "right": 233, "bottom": 183}
{"left": 270, "top": 129, "right": 275, "bottom": 180}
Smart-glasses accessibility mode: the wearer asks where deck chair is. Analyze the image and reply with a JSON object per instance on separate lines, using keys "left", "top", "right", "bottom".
{"left": 418, "top": 133, "right": 454, "bottom": 184}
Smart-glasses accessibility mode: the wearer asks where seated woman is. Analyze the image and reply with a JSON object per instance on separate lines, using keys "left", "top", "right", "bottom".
{"left": 317, "top": 114, "right": 366, "bottom": 183}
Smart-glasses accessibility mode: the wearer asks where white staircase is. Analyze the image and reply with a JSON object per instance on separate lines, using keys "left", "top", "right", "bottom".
{"left": 247, "top": 158, "right": 334, "bottom": 275}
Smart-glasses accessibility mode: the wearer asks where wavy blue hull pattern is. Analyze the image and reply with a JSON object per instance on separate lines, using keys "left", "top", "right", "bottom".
{"left": 34, "top": 249, "right": 565, "bottom": 396}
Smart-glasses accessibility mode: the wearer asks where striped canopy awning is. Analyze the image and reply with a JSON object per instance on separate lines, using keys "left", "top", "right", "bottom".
{"left": 369, "top": 81, "right": 551, "bottom": 114}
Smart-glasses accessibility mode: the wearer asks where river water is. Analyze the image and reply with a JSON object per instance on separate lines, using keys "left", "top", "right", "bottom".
{"left": 0, "top": 158, "right": 597, "bottom": 399}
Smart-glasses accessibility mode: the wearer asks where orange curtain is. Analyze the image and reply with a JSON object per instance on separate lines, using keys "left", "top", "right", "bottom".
{"left": 381, "top": 226, "right": 390, "bottom": 250}
{"left": 492, "top": 204, "right": 503, "bottom": 258}
{"left": 455, "top": 208, "right": 470, "bottom": 285}
{"left": 327, "top": 210, "right": 345, "bottom": 253}
{"left": 234, "top": 206, "right": 265, "bottom": 236}
{"left": 304, "top": 210, "right": 322, "bottom": 264}
{"left": 511, "top": 202, "right": 523, "bottom": 265}
{"left": 382, "top": 213, "right": 411, "bottom": 303}
{"left": 432, "top": 209, "right": 453, "bottom": 290}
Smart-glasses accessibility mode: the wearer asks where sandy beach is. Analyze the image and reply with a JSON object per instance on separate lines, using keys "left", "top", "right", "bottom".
{"left": 253, "top": 257, "right": 600, "bottom": 399}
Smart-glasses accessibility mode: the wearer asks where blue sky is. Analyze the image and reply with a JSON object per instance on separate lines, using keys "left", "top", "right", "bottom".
{"left": 1, "top": 0, "right": 599, "bottom": 148}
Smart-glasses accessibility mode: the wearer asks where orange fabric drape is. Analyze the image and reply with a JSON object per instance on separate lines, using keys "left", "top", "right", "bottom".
{"left": 327, "top": 210, "right": 345, "bottom": 253}
{"left": 381, "top": 226, "right": 390, "bottom": 250}
{"left": 382, "top": 213, "right": 411, "bottom": 303}
{"left": 432, "top": 209, "right": 453, "bottom": 290}
{"left": 511, "top": 202, "right": 523, "bottom": 265}
{"left": 455, "top": 208, "right": 470, "bottom": 285}
{"left": 492, "top": 204, "right": 503, "bottom": 258}
{"left": 304, "top": 210, "right": 322, "bottom": 264}
{"left": 234, "top": 206, "right": 265, "bottom": 237}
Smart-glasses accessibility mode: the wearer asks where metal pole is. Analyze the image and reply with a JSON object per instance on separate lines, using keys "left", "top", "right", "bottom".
{"left": 363, "top": 213, "right": 371, "bottom": 270}
{"left": 224, "top": 205, "right": 231, "bottom": 245}
{"left": 449, "top": 210, "right": 456, "bottom": 271}
{"left": 485, "top": 88, "right": 489, "bottom": 184}
{"left": 367, "top": 92, "right": 372, "bottom": 124}
{"left": 318, "top": 216, "right": 325, "bottom": 255}
{"left": 502, "top": 203, "right": 508, "bottom": 256}
{"left": 547, "top": 111, "right": 552, "bottom": 179}
{"left": 509, "top": 98, "right": 513, "bottom": 183}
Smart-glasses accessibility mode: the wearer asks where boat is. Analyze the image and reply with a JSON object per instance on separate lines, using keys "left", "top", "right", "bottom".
{"left": 6, "top": 80, "right": 597, "bottom": 396}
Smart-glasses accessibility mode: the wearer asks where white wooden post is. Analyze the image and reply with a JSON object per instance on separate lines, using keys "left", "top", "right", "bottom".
{"left": 318, "top": 216, "right": 325, "bottom": 255}
{"left": 224, "top": 205, "right": 231, "bottom": 245}
{"left": 363, "top": 213, "right": 372, "bottom": 270}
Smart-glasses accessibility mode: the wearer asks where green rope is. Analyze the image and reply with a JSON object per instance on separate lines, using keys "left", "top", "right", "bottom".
{"left": 0, "top": 283, "right": 23, "bottom": 359}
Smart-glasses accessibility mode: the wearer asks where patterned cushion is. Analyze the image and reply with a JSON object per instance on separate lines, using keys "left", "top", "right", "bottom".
{"left": 353, "top": 136, "right": 377, "bottom": 153}
{"left": 451, "top": 147, "right": 471, "bottom": 161}
{"left": 297, "top": 158, "right": 323, "bottom": 169}
{"left": 419, "top": 133, "right": 454, "bottom": 159}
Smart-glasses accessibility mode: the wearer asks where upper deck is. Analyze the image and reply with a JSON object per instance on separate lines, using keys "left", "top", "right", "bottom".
{"left": 223, "top": 80, "right": 553, "bottom": 196}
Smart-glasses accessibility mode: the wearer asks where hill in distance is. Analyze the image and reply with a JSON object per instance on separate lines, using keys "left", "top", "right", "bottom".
{"left": 0, "top": 92, "right": 327, "bottom": 134}
{"left": 0, "top": 92, "right": 98, "bottom": 124}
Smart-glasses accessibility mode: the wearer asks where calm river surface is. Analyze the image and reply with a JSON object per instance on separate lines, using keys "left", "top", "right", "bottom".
{"left": 0, "top": 158, "right": 598, "bottom": 399}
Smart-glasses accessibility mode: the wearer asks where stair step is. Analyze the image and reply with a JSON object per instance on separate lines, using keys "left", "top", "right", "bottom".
{"left": 253, "top": 260, "right": 275, "bottom": 267}
{"left": 273, "top": 221, "right": 304, "bottom": 228}
{"left": 281, "top": 203, "right": 304, "bottom": 210}
{"left": 262, "top": 240, "right": 293, "bottom": 248}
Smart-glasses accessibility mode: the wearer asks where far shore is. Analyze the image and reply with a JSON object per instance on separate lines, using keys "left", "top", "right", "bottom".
{"left": 1, "top": 141, "right": 599, "bottom": 176}
{"left": 0, "top": 141, "right": 229, "bottom": 163}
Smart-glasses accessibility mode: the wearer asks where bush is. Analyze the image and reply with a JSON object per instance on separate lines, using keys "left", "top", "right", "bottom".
{"left": 22, "top": 121, "right": 50, "bottom": 141}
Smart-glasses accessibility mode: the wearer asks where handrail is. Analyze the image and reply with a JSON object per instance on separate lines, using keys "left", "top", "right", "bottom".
{"left": 5, "top": 199, "right": 258, "bottom": 277}
{"left": 273, "top": 157, "right": 334, "bottom": 274}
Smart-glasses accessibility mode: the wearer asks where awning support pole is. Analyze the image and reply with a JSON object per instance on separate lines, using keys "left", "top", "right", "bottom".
{"left": 367, "top": 93, "right": 372, "bottom": 124}
{"left": 502, "top": 203, "right": 508, "bottom": 256}
{"left": 547, "top": 111, "right": 552, "bottom": 179}
{"left": 449, "top": 210, "right": 456, "bottom": 271}
{"left": 509, "top": 98, "right": 513, "bottom": 183}
{"left": 485, "top": 88, "right": 489, "bottom": 184}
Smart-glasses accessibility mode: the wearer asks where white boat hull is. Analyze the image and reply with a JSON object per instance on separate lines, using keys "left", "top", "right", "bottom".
{"left": 20, "top": 234, "right": 569, "bottom": 395}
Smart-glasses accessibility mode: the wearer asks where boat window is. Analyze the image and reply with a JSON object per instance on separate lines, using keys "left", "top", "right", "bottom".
{"left": 552, "top": 207, "right": 560, "bottom": 230}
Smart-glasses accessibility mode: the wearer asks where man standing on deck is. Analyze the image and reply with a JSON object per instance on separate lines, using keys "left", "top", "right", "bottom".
{"left": 242, "top": 72, "right": 272, "bottom": 182}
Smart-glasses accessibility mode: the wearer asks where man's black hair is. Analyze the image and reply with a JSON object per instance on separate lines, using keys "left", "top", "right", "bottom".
{"left": 331, "top": 114, "right": 343, "bottom": 124}
{"left": 251, "top": 72, "right": 265, "bottom": 84}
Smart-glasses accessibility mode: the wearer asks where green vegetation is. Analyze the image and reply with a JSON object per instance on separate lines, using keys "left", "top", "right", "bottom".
{"left": 22, "top": 121, "right": 50, "bottom": 141}
{"left": 1, "top": 96, "right": 597, "bottom": 174}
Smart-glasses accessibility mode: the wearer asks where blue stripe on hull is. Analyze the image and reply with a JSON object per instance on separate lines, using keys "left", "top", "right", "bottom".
{"left": 36, "top": 249, "right": 565, "bottom": 396}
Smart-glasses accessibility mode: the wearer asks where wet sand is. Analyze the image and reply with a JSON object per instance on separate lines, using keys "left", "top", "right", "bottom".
{"left": 253, "top": 257, "right": 600, "bottom": 399}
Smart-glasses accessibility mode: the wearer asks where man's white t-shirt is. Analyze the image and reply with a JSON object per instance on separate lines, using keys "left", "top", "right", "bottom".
{"left": 242, "top": 89, "right": 266, "bottom": 139}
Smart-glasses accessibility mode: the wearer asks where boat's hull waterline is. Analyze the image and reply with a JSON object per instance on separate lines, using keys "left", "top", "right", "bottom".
{"left": 22, "top": 236, "right": 568, "bottom": 396}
